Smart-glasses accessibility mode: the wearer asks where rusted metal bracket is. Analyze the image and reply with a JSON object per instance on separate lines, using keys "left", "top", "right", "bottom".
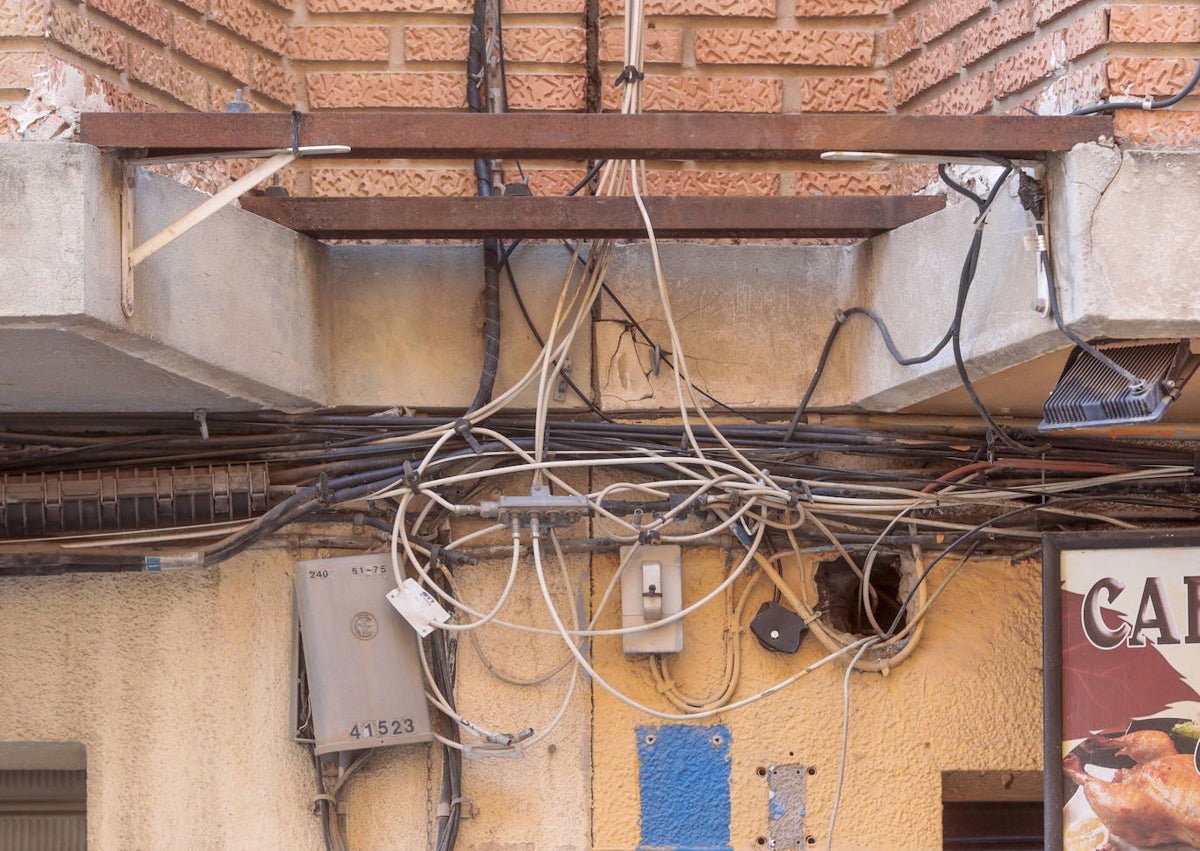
{"left": 237, "top": 194, "right": 945, "bottom": 240}
{"left": 120, "top": 144, "right": 348, "bottom": 317}
{"left": 81, "top": 113, "right": 1113, "bottom": 161}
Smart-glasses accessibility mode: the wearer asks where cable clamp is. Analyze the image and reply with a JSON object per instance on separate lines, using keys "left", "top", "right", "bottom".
{"left": 638, "top": 528, "right": 661, "bottom": 545}
{"left": 1142, "top": 96, "right": 1155, "bottom": 110}
{"left": 193, "top": 408, "right": 209, "bottom": 440}
{"left": 290, "top": 109, "right": 302, "bottom": 153}
{"left": 613, "top": 65, "right": 645, "bottom": 87}
{"left": 787, "top": 481, "right": 814, "bottom": 508}
{"left": 402, "top": 460, "right": 422, "bottom": 494}
{"left": 313, "top": 793, "right": 337, "bottom": 807}
{"left": 834, "top": 308, "right": 847, "bottom": 323}
{"left": 463, "top": 742, "right": 524, "bottom": 759}
{"left": 451, "top": 797, "right": 478, "bottom": 819}
{"left": 317, "top": 471, "right": 331, "bottom": 506}
{"left": 1022, "top": 233, "right": 1047, "bottom": 252}
{"left": 452, "top": 418, "right": 484, "bottom": 454}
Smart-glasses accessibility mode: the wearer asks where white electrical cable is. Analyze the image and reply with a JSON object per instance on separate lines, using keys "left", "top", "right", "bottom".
{"left": 529, "top": 518, "right": 875, "bottom": 720}
{"left": 826, "top": 638, "right": 876, "bottom": 851}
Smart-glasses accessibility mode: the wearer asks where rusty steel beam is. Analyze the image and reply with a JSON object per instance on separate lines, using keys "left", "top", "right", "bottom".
{"left": 80, "top": 112, "right": 1113, "bottom": 161}
{"left": 237, "top": 195, "right": 946, "bottom": 239}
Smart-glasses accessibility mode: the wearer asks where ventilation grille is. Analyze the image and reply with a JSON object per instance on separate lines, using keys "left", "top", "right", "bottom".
{"left": 1040, "top": 340, "right": 1197, "bottom": 431}
{"left": 0, "top": 769, "right": 86, "bottom": 851}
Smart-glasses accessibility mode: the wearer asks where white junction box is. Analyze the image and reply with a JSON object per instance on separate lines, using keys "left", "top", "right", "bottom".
{"left": 620, "top": 544, "right": 684, "bottom": 654}
{"left": 292, "top": 553, "right": 433, "bottom": 754}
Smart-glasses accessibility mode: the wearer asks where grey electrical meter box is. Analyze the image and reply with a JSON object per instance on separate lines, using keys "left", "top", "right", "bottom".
{"left": 292, "top": 553, "right": 433, "bottom": 755}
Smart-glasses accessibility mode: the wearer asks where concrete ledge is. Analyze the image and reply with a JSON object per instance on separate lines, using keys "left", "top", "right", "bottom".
{"left": 1, "top": 142, "right": 1198, "bottom": 415}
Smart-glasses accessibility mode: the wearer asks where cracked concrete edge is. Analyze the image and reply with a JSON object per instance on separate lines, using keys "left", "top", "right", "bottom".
{"left": 829, "top": 143, "right": 1200, "bottom": 413}
{"left": 1075, "top": 149, "right": 1200, "bottom": 335}
{"left": 826, "top": 171, "right": 1057, "bottom": 412}
{"left": 1045, "top": 140, "right": 1122, "bottom": 336}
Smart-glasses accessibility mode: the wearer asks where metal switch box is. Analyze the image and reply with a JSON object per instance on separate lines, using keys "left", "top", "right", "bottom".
{"left": 292, "top": 553, "right": 433, "bottom": 754}
{"left": 620, "top": 544, "right": 683, "bottom": 654}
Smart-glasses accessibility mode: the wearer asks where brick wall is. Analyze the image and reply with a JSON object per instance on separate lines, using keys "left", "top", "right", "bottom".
{"left": 1, "top": 0, "right": 1197, "bottom": 191}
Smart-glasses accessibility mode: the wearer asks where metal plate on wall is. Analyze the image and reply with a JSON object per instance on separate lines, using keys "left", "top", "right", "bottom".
{"left": 767, "top": 762, "right": 808, "bottom": 849}
{"left": 293, "top": 553, "right": 432, "bottom": 755}
{"left": 637, "top": 724, "right": 732, "bottom": 850}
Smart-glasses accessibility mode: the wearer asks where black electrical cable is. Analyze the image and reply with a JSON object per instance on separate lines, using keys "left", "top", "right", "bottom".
{"left": 465, "top": 0, "right": 504, "bottom": 414}
{"left": 942, "top": 163, "right": 1048, "bottom": 455}
{"left": 498, "top": 239, "right": 615, "bottom": 421}
{"left": 1012, "top": 171, "right": 1147, "bottom": 393}
{"left": 1072, "top": 59, "right": 1200, "bottom": 115}
{"left": 785, "top": 161, "right": 1020, "bottom": 443}
{"left": 877, "top": 489, "right": 1200, "bottom": 642}
{"left": 467, "top": 242, "right": 503, "bottom": 414}
{"left": 430, "top": 565, "right": 463, "bottom": 851}
{"left": 882, "top": 500, "right": 1062, "bottom": 638}
{"left": 599, "top": 283, "right": 752, "bottom": 421}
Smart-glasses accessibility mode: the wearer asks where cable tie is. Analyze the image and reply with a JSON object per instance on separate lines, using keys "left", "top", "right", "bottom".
{"left": 402, "top": 460, "right": 422, "bottom": 494}
{"left": 656, "top": 678, "right": 677, "bottom": 694}
{"left": 192, "top": 408, "right": 209, "bottom": 440}
{"left": 613, "top": 65, "right": 645, "bottom": 87}
{"left": 452, "top": 418, "right": 483, "bottom": 454}
{"left": 290, "top": 109, "right": 302, "bottom": 154}
{"left": 428, "top": 543, "right": 441, "bottom": 571}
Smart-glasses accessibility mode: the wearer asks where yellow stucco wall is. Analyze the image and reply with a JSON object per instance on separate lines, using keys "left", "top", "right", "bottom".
{"left": 0, "top": 526, "right": 1042, "bottom": 849}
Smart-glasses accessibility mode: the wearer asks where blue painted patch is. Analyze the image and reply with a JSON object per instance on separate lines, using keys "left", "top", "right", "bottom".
{"left": 636, "top": 724, "right": 732, "bottom": 851}
{"left": 768, "top": 790, "right": 787, "bottom": 821}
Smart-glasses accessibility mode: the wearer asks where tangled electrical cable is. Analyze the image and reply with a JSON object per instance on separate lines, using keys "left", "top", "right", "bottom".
{"left": 1, "top": 22, "right": 1199, "bottom": 851}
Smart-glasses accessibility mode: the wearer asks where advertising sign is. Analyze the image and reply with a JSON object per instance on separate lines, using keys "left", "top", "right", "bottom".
{"left": 1044, "top": 530, "right": 1200, "bottom": 850}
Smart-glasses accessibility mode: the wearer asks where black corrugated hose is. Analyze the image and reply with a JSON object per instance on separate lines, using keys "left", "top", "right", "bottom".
{"left": 465, "top": 0, "right": 503, "bottom": 414}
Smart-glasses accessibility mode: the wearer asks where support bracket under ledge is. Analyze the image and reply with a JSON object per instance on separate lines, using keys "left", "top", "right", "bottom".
{"left": 120, "top": 144, "right": 349, "bottom": 318}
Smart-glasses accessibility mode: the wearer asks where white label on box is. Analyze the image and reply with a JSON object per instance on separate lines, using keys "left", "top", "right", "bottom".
{"left": 386, "top": 578, "right": 452, "bottom": 637}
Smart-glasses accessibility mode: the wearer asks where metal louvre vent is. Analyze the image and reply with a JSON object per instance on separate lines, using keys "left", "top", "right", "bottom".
{"left": 1040, "top": 340, "right": 1198, "bottom": 431}
{"left": 0, "top": 769, "right": 86, "bottom": 851}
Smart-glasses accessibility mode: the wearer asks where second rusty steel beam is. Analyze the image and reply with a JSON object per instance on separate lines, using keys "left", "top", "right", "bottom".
{"left": 238, "top": 195, "right": 947, "bottom": 239}
{"left": 79, "top": 113, "right": 1113, "bottom": 161}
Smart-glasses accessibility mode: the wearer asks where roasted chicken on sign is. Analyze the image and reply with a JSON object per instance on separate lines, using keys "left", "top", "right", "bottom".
{"left": 1064, "top": 731, "right": 1200, "bottom": 848}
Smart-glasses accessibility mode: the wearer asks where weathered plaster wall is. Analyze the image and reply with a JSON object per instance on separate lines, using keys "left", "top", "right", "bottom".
{"left": 589, "top": 546, "right": 1043, "bottom": 849}
{"left": 0, "top": 522, "right": 1041, "bottom": 849}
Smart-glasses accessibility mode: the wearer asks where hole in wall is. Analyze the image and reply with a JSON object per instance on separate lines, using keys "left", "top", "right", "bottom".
{"left": 814, "top": 553, "right": 907, "bottom": 637}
